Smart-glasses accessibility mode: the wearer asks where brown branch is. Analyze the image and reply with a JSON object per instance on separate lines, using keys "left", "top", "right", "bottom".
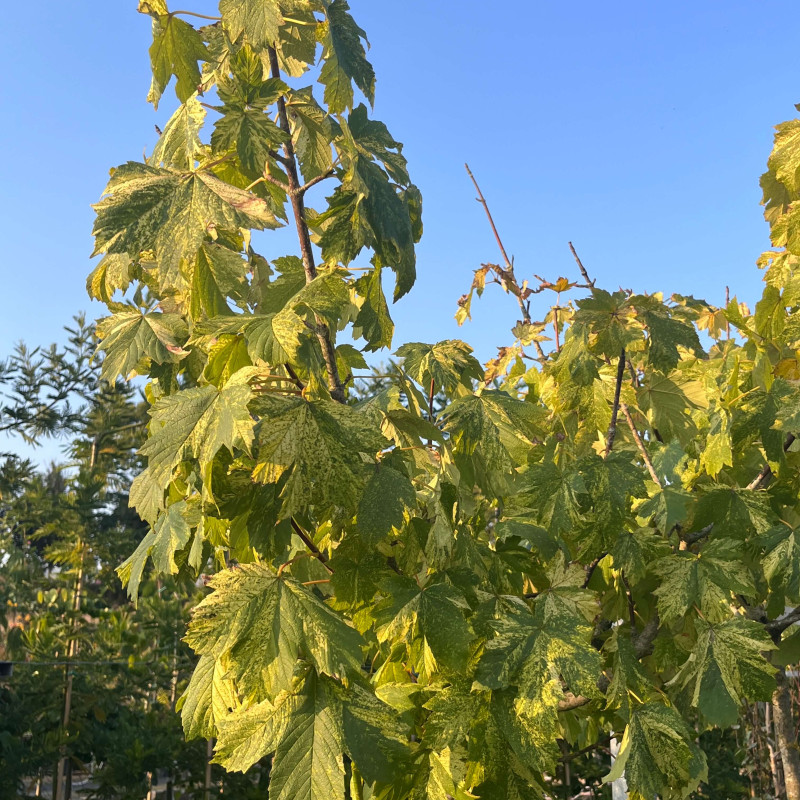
{"left": 583, "top": 554, "right": 606, "bottom": 588}
{"left": 297, "top": 166, "right": 337, "bottom": 195}
{"left": 604, "top": 350, "right": 626, "bottom": 456}
{"left": 620, "top": 402, "right": 661, "bottom": 486}
{"left": 680, "top": 523, "right": 714, "bottom": 547}
{"left": 559, "top": 735, "right": 613, "bottom": 763}
{"left": 765, "top": 606, "right": 800, "bottom": 637}
{"left": 633, "top": 612, "right": 660, "bottom": 658}
{"left": 568, "top": 241, "right": 595, "bottom": 287}
{"left": 465, "top": 164, "right": 514, "bottom": 273}
{"left": 290, "top": 519, "right": 333, "bottom": 574}
{"left": 267, "top": 46, "right": 346, "bottom": 404}
{"left": 747, "top": 433, "right": 796, "bottom": 491}
{"left": 283, "top": 363, "right": 306, "bottom": 392}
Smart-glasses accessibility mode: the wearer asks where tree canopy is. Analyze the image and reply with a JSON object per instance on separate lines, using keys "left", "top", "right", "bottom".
{"left": 77, "top": 2, "right": 800, "bottom": 799}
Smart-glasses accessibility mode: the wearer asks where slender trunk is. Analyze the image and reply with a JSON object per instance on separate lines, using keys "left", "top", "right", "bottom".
{"left": 265, "top": 45, "right": 346, "bottom": 404}
{"left": 55, "top": 551, "right": 84, "bottom": 800}
{"left": 766, "top": 700, "right": 785, "bottom": 798}
{"left": 204, "top": 738, "right": 214, "bottom": 800}
{"left": 774, "top": 668, "right": 800, "bottom": 799}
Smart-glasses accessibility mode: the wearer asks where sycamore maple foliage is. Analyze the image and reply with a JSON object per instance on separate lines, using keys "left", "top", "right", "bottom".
{"left": 89, "top": 3, "right": 800, "bottom": 798}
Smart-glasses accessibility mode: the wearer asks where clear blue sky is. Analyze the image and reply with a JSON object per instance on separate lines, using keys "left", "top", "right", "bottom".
{"left": 1, "top": 1, "right": 798, "bottom": 367}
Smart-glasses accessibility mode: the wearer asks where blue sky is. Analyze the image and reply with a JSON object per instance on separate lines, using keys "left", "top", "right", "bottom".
{"left": 1, "top": 1, "right": 797, "bottom": 376}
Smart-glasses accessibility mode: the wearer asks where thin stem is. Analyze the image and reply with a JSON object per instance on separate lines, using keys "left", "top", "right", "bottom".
{"left": 290, "top": 518, "right": 333, "bottom": 574}
{"left": 465, "top": 164, "right": 514, "bottom": 272}
{"left": 267, "top": 46, "right": 346, "bottom": 404}
{"left": 620, "top": 402, "right": 661, "bottom": 486}
{"left": 725, "top": 285, "right": 731, "bottom": 340}
{"left": 604, "top": 349, "right": 626, "bottom": 456}
{"left": 568, "top": 241, "right": 595, "bottom": 287}
{"left": 284, "top": 364, "right": 306, "bottom": 392}
{"left": 168, "top": 10, "right": 222, "bottom": 21}
{"left": 297, "top": 163, "right": 339, "bottom": 195}
{"left": 553, "top": 305, "right": 560, "bottom": 352}
{"left": 244, "top": 176, "right": 265, "bottom": 192}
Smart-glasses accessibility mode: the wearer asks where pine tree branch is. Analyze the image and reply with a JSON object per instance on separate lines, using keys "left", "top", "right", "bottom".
{"left": 267, "top": 46, "right": 346, "bottom": 404}
{"left": 604, "top": 350, "right": 626, "bottom": 456}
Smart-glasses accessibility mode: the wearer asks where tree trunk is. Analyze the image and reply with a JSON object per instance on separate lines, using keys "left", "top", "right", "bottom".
{"left": 766, "top": 701, "right": 785, "bottom": 797}
{"left": 774, "top": 668, "right": 800, "bottom": 800}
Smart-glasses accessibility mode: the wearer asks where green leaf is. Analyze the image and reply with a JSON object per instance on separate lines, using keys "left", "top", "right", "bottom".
{"left": 605, "top": 628, "right": 654, "bottom": 718}
{"left": 635, "top": 296, "right": 704, "bottom": 372}
{"left": 253, "top": 396, "right": 384, "bottom": 518}
{"left": 475, "top": 604, "right": 601, "bottom": 706}
{"left": 95, "top": 310, "right": 188, "bottom": 382}
{"left": 92, "top": 163, "right": 282, "bottom": 276}
{"left": 141, "top": 5, "right": 208, "bottom": 109}
{"left": 652, "top": 541, "right": 755, "bottom": 623}
{"left": 185, "top": 564, "right": 365, "bottom": 701}
{"left": 611, "top": 527, "right": 670, "bottom": 583}
{"left": 603, "top": 702, "right": 707, "bottom": 800}
{"left": 573, "top": 289, "right": 642, "bottom": 359}
{"left": 518, "top": 459, "right": 585, "bottom": 535}
{"left": 212, "top": 103, "right": 288, "bottom": 177}
{"left": 318, "top": 0, "right": 375, "bottom": 113}
{"left": 179, "top": 653, "right": 240, "bottom": 740}
{"left": 188, "top": 243, "right": 250, "bottom": 319}
{"left": 357, "top": 467, "right": 416, "bottom": 544}
{"left": 217, "top": 668, "right": 347, "bottom": 800}
{"left": 354, "top": 264, "right": 394, "bottom": 351}
{"left": 131, "top": 379, "right": 254, "bottom": 520}
{"left": 374, "top": 578, "right": 474, "bottom": 678}
{"left": 762, "top": 525, "right": 800, "bottom": 599}
{"left": 343, "top": 104, "right": 410, "bottom": 186}
{"left": 767, "top": 118, "right": 800, "bottom": 194}
{"left": 672, "top": 617, "right": 776, "bottom": 727}
{"left": 214, "top": 687, "right": 298, "bottom": 771}
{"left": 288, "top": 87, "right": 337, "bottom": 181}
{"left": 149, "top": 95, "right": 206, "bottom": 169}
{"left": 396, "top": 341, "right": 483, "bottom": 393}
{"left": 219, "top": 0, "right": 307, "bottom": 52}
{"left": 117, "top": 499, "right": 199, "bottom": 600}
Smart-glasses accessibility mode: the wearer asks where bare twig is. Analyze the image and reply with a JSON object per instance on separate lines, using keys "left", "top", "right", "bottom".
{"left": 604, "top": 350, "right": 627, "bottom": 456}
{"left": 620, "top": 402, "right": 661, "bottom": 486}
{"left": 568, "top": 241, "right": 595, "bottom": 287}
{"left": 465, "top": 164, "right": 514, "bottom": 273}
{"left": 297, "top": 166, "right": 337, "bottom": 195}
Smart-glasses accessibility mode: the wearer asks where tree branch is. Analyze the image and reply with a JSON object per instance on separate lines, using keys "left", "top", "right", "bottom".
{"left": 290, "top": 518, "right": 333, "bottom": 574}
{"left": 747, "top": 433, "right": 796, "bottom": 491}
{"left": 621, "top": 402, "right": 661, "bottom": 486}
{"left": 765, "top": 606, "right": 800, "bottom": 637}
{"left": 465, "top": 164, "right": 515, "bottom": 275}
{"left": 568, "top": 241, "right": 595, "bottom": 287}
{"left": 267, "top": 46, "right": 346, "bottom": 404}
{"left": 604, "top": 350, "right": 626, "bottom": 456}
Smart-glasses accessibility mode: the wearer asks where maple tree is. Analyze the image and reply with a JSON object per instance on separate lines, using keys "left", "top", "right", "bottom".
{"left": 88, "top": 2, "right": 800, "bottom": 798}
